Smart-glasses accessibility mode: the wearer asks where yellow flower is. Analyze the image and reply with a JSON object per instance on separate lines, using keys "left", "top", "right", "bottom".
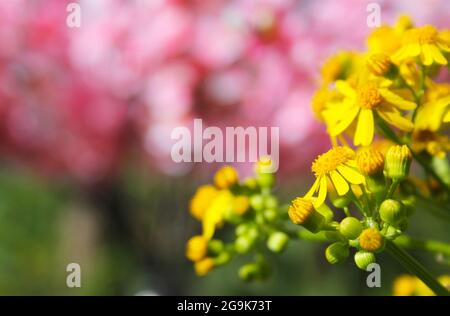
{"left": 366, "top": 53, "right": 393, "bottom": 77}
{"left": 233, "top": 195, "right": 250, "bottom": 216}
{"left": 311, "top": 87, "right": 341, "bottom": 121}
{"left": 392, "top": 25, "right": 450, "bottom": 66}
{"left": 288, "top": 197, "right": 325, "bottom": 233}
{"left": 359, "top": 228, "right": 384, "bottom": 252}
{"left": 194, "top": 257, "right": 215, "bottom": 276}
{"left": 415, "top": 83, "right": 450, "bottom": 132}
{"left": 202, "top": 190, "right": 233, "bottom": 240}
{"left": 186, "top": 235, "right": 208, "bottom": 262}
{"left": 325, "top": 78, "right": 416, "bottom": 146}
{"left": 214, "top": 165, "right": 239, "bottom": 189}
{"left": 412, "top": 129, "right": 450, "bottom": 158}
{"left": 320, "top": 51, "right": 360, "bottom": 84}
{"left": 367, "top": 15, "right": 412, "bottom": 55}
{"left": 393, "top": 274, "right": 417, "bottom": 296}
{"left": 305, "top": 147, "right": 365, "bottom": 207}
{"left": 355, "top": 147, "right": 385, "bottom": 176}
{"left": 189, "top": 185, "right": 219, "bottom": 220}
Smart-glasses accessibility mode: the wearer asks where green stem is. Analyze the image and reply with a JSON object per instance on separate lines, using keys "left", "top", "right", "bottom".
{"left": 386, "top": 240, "right": 449, "bottom": 296}
{"left": 386, "top": 179, "right": 399, "bottom": 199}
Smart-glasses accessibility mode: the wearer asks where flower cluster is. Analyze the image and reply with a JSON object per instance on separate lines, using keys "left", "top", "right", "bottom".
{"left": 186, "top": 16, "right": 450, "bottom": 295}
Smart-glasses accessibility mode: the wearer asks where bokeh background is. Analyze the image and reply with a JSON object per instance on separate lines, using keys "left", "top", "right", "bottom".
{"left": 0, "top": 0, "right": 449, "bottom": 295}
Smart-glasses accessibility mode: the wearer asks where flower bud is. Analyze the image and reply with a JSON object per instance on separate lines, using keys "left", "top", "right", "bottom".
{"left": 250, "top": 194, "right": 265, "bottom": 211}
{"left": 256, "top": 173, "right": 274, "bottom": 188}
{"left": 263, "top": 208, "right": 278, "bottom": 222}
{"left": 264, "top": 195, "right": 278, "bottom": 209}
{"left": 366, "top": 53, "right": 395, "bottom": 77}
{"left": 359, "top": 228, "right": 385, "bottom": 252}
{"left": 267, "top": 232, "right": 289, "bottom": 253}
{"left": 316, "top": 203, "right": 334, "bottom": 222}
{"left": 379, "top": 199, "right": 406, "bottom": 225}
{"left": 354, "top": 251, "right": 376, "bottom": 270}
{"left": 339, "top": 217, "right": 363, "bottom": 240}
{"left": 215, "top": 251, "right": 232, "bottom": 266}
{"left": 239, "top": 261, "right": 270, "bottom": 282}
{"left": 356, "top": 147, "right": 386, "bottom": 197}
{"left": 214, "top": 166, "right": 239, "bottom": 189}
{"left": 288, "top": 197, "right": 325, "bottom": 233}
{"left": 186, "top": 235, "right": 208, "bottom": 262}
{"left": 194, "top": 257, "right": 215, "bottom": 276}
{"left": 208, "top": 239, "right": 224, "bottom": 254}
{"left": 384, "top": 145, "right": 412, "bottom": 180}
{"left": 325, "top": 242, "right": 349, "bottom": 264}
{"left": 235, "top": 235, "right": 256, "bottom": 254}
{"left": 233, "top": 195, "right": 250, "bottom": 216}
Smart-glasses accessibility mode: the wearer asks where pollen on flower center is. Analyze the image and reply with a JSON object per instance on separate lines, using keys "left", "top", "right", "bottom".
{"left": 357, "top": 83, "right": 383, "bottom": 109}
{"left": 404, "top": 25, "right": 438, "bottom": 45}
{"left": 311, "top": 146, "right": 354, "bottom": 177}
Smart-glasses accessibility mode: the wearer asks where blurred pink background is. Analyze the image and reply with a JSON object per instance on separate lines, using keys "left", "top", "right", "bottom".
{"left": 1, "top": 0, "right": 449, "bottom": 182}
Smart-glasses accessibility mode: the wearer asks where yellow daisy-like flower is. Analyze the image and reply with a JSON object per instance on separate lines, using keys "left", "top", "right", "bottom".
{"left": 189, "top": 185, "right": 219, "bottom": 220}
{"left": 214, "top": 165, "right": 239, "bottom": 189}
{"left": 202, "top": 190, "right": 233, "bottom": 240}
{"left": 415, "top": 83, "right": 450, "bottom": 132}
{"left": 305, "top": 146, "right": 365, "bottom": 207}
{"left": 393, "top": 274, "right": 417, "bottom": 296}
{"left": 320, "top": 51, "right": 360, "bottom": 85}
{"left": 392, "top": 25, "right": 450, "bottom": 66}
{"left": 412, "top": 129, "right": 450, "bottom": 158}
{"left": 367, "top": 15, "right": 412, "bottom": 55}
{"left": 325, "top": 79, "right": 416, "bottom": 146}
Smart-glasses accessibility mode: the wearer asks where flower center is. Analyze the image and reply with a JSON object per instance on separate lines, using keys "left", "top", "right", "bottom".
{"left": 357, "top": 82, "right": 383, "bottom": 109}
{"left": 404, "top": 25, "right": 438, "bottom": 45}
{"left": 311, "top": 146, "right": 354, "bottom": 177}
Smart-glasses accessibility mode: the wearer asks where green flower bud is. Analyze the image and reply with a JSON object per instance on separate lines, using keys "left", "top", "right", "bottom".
{"left": 235, "top": 223, "right": 250, "bottom": 236}
{"left": 264, "top": 195, "right": 278, "bottom": 209}
{"left": 250, "top": 194, "right": 265, "bottom": 211}
{"left": 235, "top": 235, "right": 255, "bottom": 254}
{"left": 316, "top": 203, "right": 334, "bottom": 222}
{"left": 339, "top": 217, "right": 363, "bottom": 240}
{"left": 384, "top": 145, "right": 412, "bottom": 180}
{"left": 208, "top": 239, "right": 224, "bottom": 254}
{"left": 263, "top": 208, "right": 278, "bottom": 222}
{"left": 267, "top": 232, "right": 289, "bottom": 253}
{"left": 325, "top": 242, "right": 349, "bottom": 264}
{"left": 288, "top": 197, "right": 325, "bottom": 233}
{"left": 256, "top": 173, "right": 274, "bottom": 188}
{"left": 238, "top": 262, "right": 270, "bottom": 281}
{"left": 255, "top": 213, "right": 266, "bottom": 225}
{"left": 379, "top": 199, "right": 406, "bottom": 225}
{"left": 215, "top": 251, "right": 232, "bottom": 265}
{"left": 238, "top": 263, "right": 260, "bottom": 281}
{"left": 354, "top": 251, "right": 376, "bottom": 270}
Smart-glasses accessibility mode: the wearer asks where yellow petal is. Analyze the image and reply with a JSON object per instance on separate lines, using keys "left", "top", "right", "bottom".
{"left": 330, "top": 171, "right": 349, "bottom": 196}
{"left": 377, "top": 107, "right": 414, "bottom": 131}
{"left": 329, "top": 105, "right": 360, "bottom": 136}
{"left": 315, "top": 176, "right": 328, "bottom": 207}
{"left": 421, "top": 45, "right": 434, "bottom": 66}
{"left": 379, "top": 89, "right": 416, "bottom": 110}
{"left": 305, "top": 177, "right": 320, "bottom": 198}
{"left": 354, "top": 109, "right": 374, "bottom": 146}
{"left": 443, "top": 109, "right": 450, "bottom": 123}
{"left": 429, "top": 45, "right": 447, "bottom": 65}
{"left": 337, "top": 165, "right": 365, "bottom": 184}
{"left": 336, "top": 80, "right": 357, "bottom": 98}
